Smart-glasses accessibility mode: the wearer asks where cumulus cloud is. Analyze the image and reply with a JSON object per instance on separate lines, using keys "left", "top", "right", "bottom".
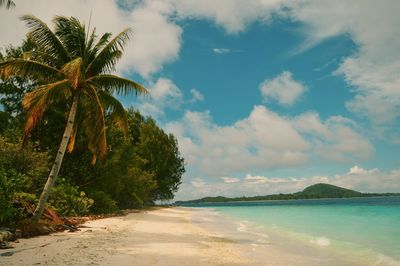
{"left": 349, "top": 165, "right": 378, "bottom": 175}
{"left": 0, "top": 0, "right": 182, "bottom": 78}
{"left": 171, "top": 0, "right": 400, "bottom": 128}
{"left": 286, "top": 1, "right": 400, "bottom": 128}
{"left": 294, "top": 112, "right": 373, "bottom": 162}
{"left": 166, "top": 105, "right": 372, "bottom": 177}
{"left": 260, "top": 71, "right": 307, "bottom": 106}
{"left": 176, "top": 166, "right": 400, "bottom": 200}
{"left": 136, "top": 79, "right": 205, "bottom": 119}
{"left": 137, "top": 78, "right": 182, "bottom": 118}
{"left": 3, "top": 1, "right": 399, "bottom": 128}
{"left": 170, "top": 0, "right": 284, "bottom": 34}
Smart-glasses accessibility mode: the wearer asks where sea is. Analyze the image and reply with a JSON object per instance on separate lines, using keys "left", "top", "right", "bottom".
{"left": 186, "top": 196, "right": 400, "bottom": 266}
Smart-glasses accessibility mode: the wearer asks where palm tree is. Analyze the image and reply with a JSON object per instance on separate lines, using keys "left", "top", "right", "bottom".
{"left": 0, "top": 15, "right": 147, "bottom": 222}
{"left": 0, "top": 0, "right": 15, "bottom": 9}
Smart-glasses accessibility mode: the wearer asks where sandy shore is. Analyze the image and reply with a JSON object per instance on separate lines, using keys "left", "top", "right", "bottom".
{"left": 0, "top": 207, "right": 251, "bottom": 266}
{"left": 0, "top": 207, "right": 372, "bottom": 266}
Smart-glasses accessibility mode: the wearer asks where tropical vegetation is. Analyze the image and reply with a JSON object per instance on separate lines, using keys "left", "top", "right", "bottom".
{"left": 0, "top": 15, "right": 185, "bottom": 226}
{"left": 0, "top": 0, "right": 15, "bottom": 9}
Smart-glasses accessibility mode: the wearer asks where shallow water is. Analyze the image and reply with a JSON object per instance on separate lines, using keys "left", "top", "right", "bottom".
{"left": 188, "top": 197, "right": 400, "bottom": 265}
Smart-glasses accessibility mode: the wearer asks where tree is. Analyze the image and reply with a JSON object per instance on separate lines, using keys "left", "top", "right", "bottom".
{"left": 130, "top": 110, "right": 185, "bottom": 200}
{"left": 0, "top": 0, "right": 15, "bottom": 9}
{"left": 0, "top": 15, "right": 147, "bottom": 222}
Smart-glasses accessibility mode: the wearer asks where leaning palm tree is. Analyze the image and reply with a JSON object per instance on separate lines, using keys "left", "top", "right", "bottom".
{"left": 0, "top": 15, "right": 147, "bottom": 222}
{"left": 0, "top": 0, "right": 15, "bottom": 9}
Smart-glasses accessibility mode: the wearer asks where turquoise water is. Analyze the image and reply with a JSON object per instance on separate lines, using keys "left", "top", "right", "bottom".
{"left": 187, "top": 197, "right": 400, "bottom": 264}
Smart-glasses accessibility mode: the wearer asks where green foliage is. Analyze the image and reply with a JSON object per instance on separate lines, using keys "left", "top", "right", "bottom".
{"left": 48, "top": 178, "right": 94, "bottom": 216}
{"left": 0, "top": 168, "right": 40, "bottom": 225}
{"left": 0, "top": 136, "right": 49, "bottom": 176}
{"left": 300, "top": 183, "right": 362, "bottom": 198}
{"left": 1, "top": 39, "right": 185, "bottom": 224}
{"left": 0, "top": 137, "right": 48, "bottom": 225}
{"left": 0, "top": 0, "right": 15, "bottom": 9}
{"left": 60, "top": 110, "right": 185, "bottom": 208}
{"left": 89, "top": 191, "right": 118, "bottom": 214}
{"left": 128, "top": 110, "right": 184, "bottom": 201}
{"left": 0, "top": 167, "right": 17, "bottom": 225}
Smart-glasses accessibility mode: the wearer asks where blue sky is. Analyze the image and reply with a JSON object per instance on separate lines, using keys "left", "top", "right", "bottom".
{"left": 1, "top": 0, "right": 399, "bottom": 200}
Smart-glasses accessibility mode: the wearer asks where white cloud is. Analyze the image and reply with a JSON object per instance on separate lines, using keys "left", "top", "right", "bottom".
{"left": 191, "top": 178, "right": 206, "bottom": 188}
{"left": 137, "top": 79, "right": 205, "bottom": 119}
{"left": 171, "top": 0, "right": 400, "bottom": 128}
{"left": 189, "top": 88, "right": 204, "bottom": 102}
{"left": 3, "top": 1, "right": 399, "bottom": 128}
{"left": 166, "top": 105, "right": 372, "bottom": 177}
{"left": 221, "top": 177, "right": 240, "bottom": 183}
{"left": 137, "top": 78, "right": 182, "bottom": 118}
{"left": 293, "top": 112, "right": 373, "bottom": 162}
{"left": 349, "top": 165, "right": 378, "bottom": 175}
{"left": 212, "top": 48, "right": 230, "bottom": 54}
{"left": 260, "top": 71, "right": 307, "bottom": 106}
{"left": 245, "top": 174, "right": 269, "bottom": 184}
{"left": 245, "top": 174, "right": 287, "bottom": 184}
{"left": 170, "top": 0, "right": 284, "bottom": 34}
{"left": 176, "top": 166, "right": 400, "bottom": 200}
{"left": 286, "top": 1, "right": 400, "bottom": 128}
{"left": 124, "top": 1, "right": 182, "bottom": 77}
{"left": 0, "top": 0, "right": 182, "bottom": 78}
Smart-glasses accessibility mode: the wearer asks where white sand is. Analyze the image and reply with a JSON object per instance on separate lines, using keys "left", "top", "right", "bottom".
{"left": 0, "top": 207, "right": 371, "bottom": 266}
{"left": 0, "top": 207, "right": 251, "bottom": 266}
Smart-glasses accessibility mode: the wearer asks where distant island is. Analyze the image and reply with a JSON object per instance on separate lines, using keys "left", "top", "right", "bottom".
{"left": 175, "top": 183, "right": 400, "bottom": 205}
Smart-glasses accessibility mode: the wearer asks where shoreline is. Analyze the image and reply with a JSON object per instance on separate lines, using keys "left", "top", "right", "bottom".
{"left": 0, "top": 207, "right": 395, "bottom": 265}
{"left": 0, "top": 207, "right": 250, "bottom": 265}
{"left": 177, "top": 195, "right": 400, "bottom": 205}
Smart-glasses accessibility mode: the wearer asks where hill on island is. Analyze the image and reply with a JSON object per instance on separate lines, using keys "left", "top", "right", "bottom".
{"left": 300, "top": 183, "right": 362, "bottom": 198}
{"left": 175, "top": 183, "right": 399, "bottom": 205}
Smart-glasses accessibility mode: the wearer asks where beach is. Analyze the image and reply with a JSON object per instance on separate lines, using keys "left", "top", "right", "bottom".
{"left": 0, "top": 208, "right": 250, "bottom": 266}
{"left": 0, "top": 207, "right": 395, "bottom": 266}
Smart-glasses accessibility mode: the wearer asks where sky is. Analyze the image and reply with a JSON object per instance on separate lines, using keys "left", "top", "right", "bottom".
{"left": 1, "top": 0, "right": 399, "bottom": 200}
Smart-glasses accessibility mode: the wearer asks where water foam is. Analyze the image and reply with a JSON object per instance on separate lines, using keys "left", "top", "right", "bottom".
{"left": 310, "top": 236, "right": 331, "bottom": 247}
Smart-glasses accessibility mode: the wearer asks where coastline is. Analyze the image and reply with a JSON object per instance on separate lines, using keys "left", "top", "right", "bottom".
{"left": 0, "top": 207, "right": 250, "bottom": 266}
{"left": 0, "top": 207, "right": 395, "bottom": 266}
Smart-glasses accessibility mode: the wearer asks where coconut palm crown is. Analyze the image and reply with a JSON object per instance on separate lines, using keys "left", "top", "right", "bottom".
{"left": 0, "top": 0, "right": 15, "bottom": 9}
{"left": 0, "top": 15, "right": 147, "bottom": 221}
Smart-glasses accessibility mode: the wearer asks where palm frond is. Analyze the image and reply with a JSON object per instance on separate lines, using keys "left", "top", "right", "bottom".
{"left": 0, "top": 59, "right": 65, "bottom": 82}
{"left": 85, "top": 27, "right": 97, "bottom": 60}
{"left": 87, "top": 32, "right": 111, "bottom": 62}
{"left": 22, "top": 79, "right": 69, "bottom": 139}
{"left": 61, "top": 57, "right": 83, "bottom": 89}
{"left": 53, "top": 16, "right": 87, "bottom": 58}
{"left": 82, "top": 85, "right": 107, "bottom": 164}
{"left": 21, "top": 15, "right": 70, "bottom": 66}
{"left": 88, "top": 74, "right": 148, "bottom": 96}
{"left": 0, "top": 0, "right": 15, "bottom": 9}
{"left": 22, "top": 47, "right": 58, "bottom": 65}
{"left": 86, "top": 28, "right": 131, "bottom": 75}
{"left": 98, "top": 90, "right": 128, "bottom": 134}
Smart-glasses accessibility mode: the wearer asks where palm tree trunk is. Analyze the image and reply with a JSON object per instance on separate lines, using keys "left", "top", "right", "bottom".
{"left": 31, "top": 94, "right": 79, "bottom": 223}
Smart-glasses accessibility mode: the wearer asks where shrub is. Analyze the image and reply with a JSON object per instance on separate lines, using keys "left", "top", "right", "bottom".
{"left": 0, "top": 169, "right": 37, "bottom": 225}
{"left": 89, "top": 191, "right": 118, "bottom": 214}
{"left": 48, "top": 178, "right": 94, "bottom": 216}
